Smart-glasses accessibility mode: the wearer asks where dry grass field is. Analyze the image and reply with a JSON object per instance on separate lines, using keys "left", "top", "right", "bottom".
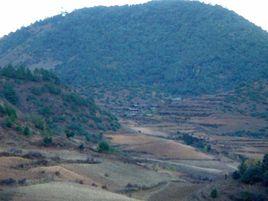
{"left": 63, "top": 159, "right": 173, "bottom": 191}
{"left": 1, "top": 182, "right": 140, "bottom": 201}
{"left": 109, "top": 134, "right": 212, "bottom": 160}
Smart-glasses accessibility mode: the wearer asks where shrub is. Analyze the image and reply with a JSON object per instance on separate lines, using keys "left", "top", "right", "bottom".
{"left": 32, "top": 115, "right": 46, "bottom": 130}
{"left": 15, "top": 125, "right": 23, "bottom": 132}
{"left": 0, "top": 103, "right": 17, "bottom": 120}
{"left": 31, "top": 87, "right": 44, "bottom": 96}
{"left": 97, "top": 141, "right": 110, "bottom": 153}
{"left": 67, "top": 123, "right": 87, "bottom": 136}
{"left": 85, "top": 133, "right": 92, "bottom": 142}
{"left": 44, "top": 83, "right": 61, "bottom": 95}
{"left": 63, "top": 93, "right": 88, "bottom": 106}
{"left": 238, "top": 160, "right": 248, "bottom": 175}
{"left": 210, "top": 188, "right": 218, "bottom": 199}
{"left": 43, "top": 136, "right": 53, "bottom": 146}
{"left": 38, "top": 106, "right": 52, "bottom": 117}
{"left": 3, "top": 117, "right": 13, "bottom": 128}
{"left": 65, "top": 130, "right": 75, "bottom": 138}
{"left": 78, "top": 144, "right": 85, "bottom": 151}
{"left": 0, "top": 178, "right": 16, "bottom": 185}
{"left": 5, "top": 104, "right": 17, "bottom": 121}
{"left": 232, "top": 170, "right": 241, "bottom": 180}
{"left": 23, "top": 126, "right": 31, "bottom": 136}
{"left": 238, "top": 191, "right": 265, "bottom": 201}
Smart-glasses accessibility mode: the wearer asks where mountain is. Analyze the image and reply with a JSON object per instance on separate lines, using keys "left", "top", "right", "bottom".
{"left": 0, "top": 0, "right": 267, "bottom": 95}
{"left": 0, "top": 65, "right": 119, "bottom": 146}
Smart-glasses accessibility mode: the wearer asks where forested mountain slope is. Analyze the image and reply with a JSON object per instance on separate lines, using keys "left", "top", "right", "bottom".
{"left": 0, "top": 66, "right": 119, "bottom": 146}
{"left": 0, "top": 0, "right": 267, "bottom": 95}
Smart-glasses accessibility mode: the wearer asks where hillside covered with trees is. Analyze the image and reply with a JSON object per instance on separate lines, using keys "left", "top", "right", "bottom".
{"left": 0, "top": 0, "right": 267, "bottom": 96}
{"left": 0, "top": 65, "right": 119, "bottom": 146}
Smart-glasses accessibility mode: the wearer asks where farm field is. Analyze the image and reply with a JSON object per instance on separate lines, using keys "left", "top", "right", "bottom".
{"left": 108, "top": 134, "right": 212, "bottom": 160}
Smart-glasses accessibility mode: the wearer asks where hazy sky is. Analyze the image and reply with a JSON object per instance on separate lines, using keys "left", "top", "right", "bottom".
{"left": 0, "top": 0, "right": 267, "bottom": 37}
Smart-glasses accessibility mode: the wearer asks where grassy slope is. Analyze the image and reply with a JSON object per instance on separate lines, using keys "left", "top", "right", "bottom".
{"left": 1, "top": 182, "right": 140, "bottom": 201}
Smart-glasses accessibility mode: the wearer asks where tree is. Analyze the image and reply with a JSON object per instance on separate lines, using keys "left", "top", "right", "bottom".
{"left": 263, "top": 171, "right": 268, "bottom": 186}
{"left": 2, "top": 84, "right": 18, "bottom": 105}
{"left": 32, "top": 115, "right": 46, "bottom": 130}
{"left": 232, "top": 170, "right": 241, "bottom": 180}
{"left": 4, "top": 117, "right": 13, "bottom": 128}
{"left": 240, "top": 165, "right": 263, "bottom": 184}
{"left": 238, "top": 160, "right": 248, "bottom": 175}
{"left": 23, "top": 126, "right": 31, "bottom": 136}
{"left": 78, "top": 144, "right": 85, "bottom": 151}
{"left": 98, "top": 141, "right": 110, "bottom": 153}
{"left": 65, "top": 130, "right": 75, "bottom": 138}
{"left": 43, "top": 136, "right": 53, "bottom": 146}
{"left": 262, "top": 154, "right": 268, "bottom": 171}
{"left": 210, "top": 188, "right": 218, "bottom": 199}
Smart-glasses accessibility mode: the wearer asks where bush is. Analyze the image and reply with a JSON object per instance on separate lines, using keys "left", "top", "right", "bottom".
{"left": 63, "top": 93, "right": 88, "bottom": 106}
{"left": 97, "top": 141, "right": 110, "bottom": 153}
{"left": 31, "top": 87, "right": 45, "bottom": 96}
{"left": 3, "top": 117, "right": 14, "bottom": 128}
{"left": 16, "top": 125, "right": 23, "bottom": 132}
{"left": 43, "top": 136, "right": 53, "bottom": 146}
{"left": 38, "top": 106, "right": 52, "bottom": 117}
{"left": 32, "top": 115, "right": 46, "bottom": 130}
{"left": 0, "top": 178, "right": 16, "bottom": 185}
{"left": 232, "top": 170, "right": 241, "bottom": 180}
{"left": 5, "top": 104, "right": 17, "bottom": 121}
{"left": 238, "top": 191, "right": 265, "bottom": 201}
{"left": 85, "top": 133, "right": 93, "bottom": 142}
{"left": 44, "top": 83, "right": 61, "bottom": 95}
{"left": 238, "top": 160, "right": 248, "bottom": 175}
{"left": 23, "top": 126, "right": 31, "bottom": 136}
{"left": 78, "top": 144, "right": 85, "bottom": 151}
{"left": 210, "top": 188, "right": 218, "bottom": 199}
{"left": 0, "top": 103, "right": 17, "bottom": 120}
{"left": 65, "top": 130, "right": 75, "bottom": 138}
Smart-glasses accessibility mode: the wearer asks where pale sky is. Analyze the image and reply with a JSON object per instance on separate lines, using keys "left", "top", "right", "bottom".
{"left": 0, "top": 0, "right": 267, "bottom": 37}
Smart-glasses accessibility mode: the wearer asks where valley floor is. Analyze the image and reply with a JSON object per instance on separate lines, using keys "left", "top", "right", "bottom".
{"left": 0, "top": 117, "right": 267, "bottom": 201}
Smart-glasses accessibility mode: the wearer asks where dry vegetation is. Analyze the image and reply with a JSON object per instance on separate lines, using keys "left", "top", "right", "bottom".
{"left": 2, "top": 182, "right": 140, "bottom": 201}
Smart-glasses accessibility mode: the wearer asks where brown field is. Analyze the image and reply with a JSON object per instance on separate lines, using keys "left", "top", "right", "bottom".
{"left": 0, "top": 157, "right": 35, "bottom": 181}
{"left": 147, "top": 181, "right": 201, "bottom": 201}
{"left": 29, "top": 166, "right": 97, "bottom": 185}
{"left": 109, "top": 134, "right": 212, "bottom": 160}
